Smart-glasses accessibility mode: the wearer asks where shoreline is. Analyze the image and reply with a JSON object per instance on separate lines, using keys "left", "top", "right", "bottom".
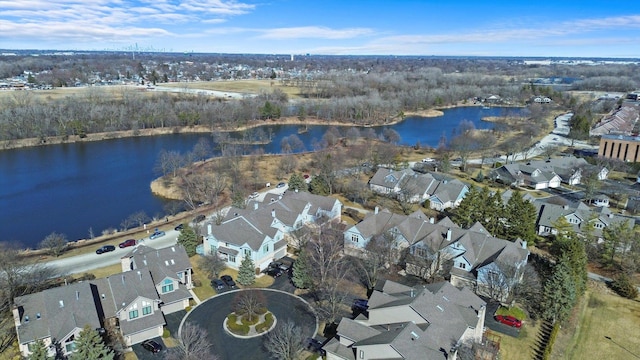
{"left": 0, "top": 108, "right": 447, "bottom": 151}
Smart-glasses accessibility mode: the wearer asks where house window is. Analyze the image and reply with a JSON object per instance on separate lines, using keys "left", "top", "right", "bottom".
{"left": 143, "top": 305, "right": 152, "bottom": 315}
{"left": 459, "top": 263, "right": 466, "bottom": 269}
{"left": 162, "top": 279, "right": 174, "bottom": 293}
{"left": 263, "top": 244, "right": 269, "bottom": 253}
{"left": 414, "top": 247, "right": 428, "bottom": 258}
{"left": 360, "top": 350, "right": 364, "bottom": 359}
{"left": 351, "top": 234, "right": 359, "bottom": 243}
{"left": 228, "top": 254, "right": 236, "bottom": 263}
{"left": 594, "top": 223, "right": 604, "bottom": 229}
{"left": 129, "top": 310, "right": 139, "bottom": 319}
{"left": 244, "top": 249, "right": 251, "bottom": 257}
{"left": 65, "top": 342, "right": 76, "bottom": 353}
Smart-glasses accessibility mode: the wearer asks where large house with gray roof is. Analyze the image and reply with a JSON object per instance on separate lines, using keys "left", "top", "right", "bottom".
{"left": 324, "top": 279, "right": 486, "bottom": 360}
{"left": 12, "top": 244, "right": 193, "bottom": 357}
{"left": 368, "top": 168, "right": 469, "bottom": 210}
{"left": 533, "top": 196, "right": 634, "bottom": 239}
{"left": 203, "top": 191, "right": 341, "bottom": 271}
{"left": 344, "top": 210, "right": 529, "bottom": 302}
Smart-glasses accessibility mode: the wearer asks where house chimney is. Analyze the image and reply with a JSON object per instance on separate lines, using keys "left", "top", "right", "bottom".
{"left": 272, "top": 209, "right": 276, "bottom": 217}
{"left": 75, "top": 291, "right": 79, "bottom": 300}
{"left": 429, "top": 217, "right": 435, "bottom": 224}
{"left": 254, "top": 202, "right": 259, "bottom": 210}
{"left": 207, "top": 224, "right": 212, "bottom": 235}
{"left": 446, "top": 228, "right": 452, "bottom": 241}
{"left": 375, "top": 207, "right": 379, "bottom": 214}
{"left": 12, "top": 305, "right": 21, "bottom": 327}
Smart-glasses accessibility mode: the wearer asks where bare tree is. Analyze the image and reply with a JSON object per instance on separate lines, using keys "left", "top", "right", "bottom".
{"left": 192, "top": 137, "right": 211, "bottom": 162}
{"left": 306, "top": 226, "right": 346, "bottom": 292}
{"left": 38, "top": 232, "right": 68, "bottom": 257}
{"left": 198, "top": 254, "right": 227, "bottom": 279}
{"left": 233, "top": 290, "right": 267, "bottom": 322}
{"left": 155, "top": 149, "right": 184, "bottom": 178}
{"left": 165, "top": 322, "right": 216, "bottom": 360}
{"left": 405, "top": 242, "right": 452, "bottom": 284}
{"left": 128, "top": 211, "right": 150, "bottom": 228}
{"left": 263, "top": 321, "right": 306, "bottom": 360}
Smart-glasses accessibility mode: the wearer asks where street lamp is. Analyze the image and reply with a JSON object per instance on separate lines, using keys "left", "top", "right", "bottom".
{"left": 604, "top": 336, "right": 640, "bottom": 359}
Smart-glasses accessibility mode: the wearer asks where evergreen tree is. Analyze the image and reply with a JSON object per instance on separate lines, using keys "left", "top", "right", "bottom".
{"left": 541, "top": 257, "right": 576, "bottom": 323}
{"left": 504, "top": 190, "right": 538, "bottom": 243}
{"left": 69, "top": 324, "right": 114, "bottom": 360}
{"left": 452, "top": 185, "right": 481, "bottom": 228}
{"left": 28, "top": 339, "right": 51, "bottom": 360}
{"left": 484, "top": 189, "right": 505, "bottom": 235}
{"left": 288, "top": 173, "right": 307, "bottom": 192}
{"left": 291, "top": 250, "right": 313, "bottom": 289}
{"left": 237, "top": 256, "right": 256, "bottom": 286}
{"left": 555, "top": 231, "right": 588, "bottom": 297}
{"left": 308, "top": 176, "right": 330, "bottom": 196}
{"left": 177, "top": 225, "right": 199, "bottom": 257}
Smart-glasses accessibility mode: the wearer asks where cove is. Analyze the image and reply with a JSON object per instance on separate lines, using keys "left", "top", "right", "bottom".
{"left": 0, "top": 106, "right": 525, "bottom": 247}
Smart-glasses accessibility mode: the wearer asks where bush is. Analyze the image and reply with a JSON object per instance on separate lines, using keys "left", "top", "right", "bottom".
{"left": 192, "top": 279, "right": 202, "bottom": 287}
{"left": 255, "top": 312, "right": 274, "bottom": 333}
{"left": 241, "top": 314, "right": 260, "bottom": 326}
{"left": 226, "top": 314, "right": 249, "bottom": 335}
{"left": 162, "top": 328, "right": 170, "bottom": 338}
{"left": 610, "top": 273, "right": 639, "bottom": 299}
{"left": 185, "top": 306, "right": 192, "bottom": 312}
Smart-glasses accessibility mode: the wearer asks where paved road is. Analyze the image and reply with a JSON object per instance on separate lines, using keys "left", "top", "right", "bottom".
{"left": 186, "top": 289, "right": 318, "bottom": 360}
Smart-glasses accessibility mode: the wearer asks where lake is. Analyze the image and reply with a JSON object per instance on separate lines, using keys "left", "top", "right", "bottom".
{"left": 0, "top": 106, "right": 525, "bottom": 247}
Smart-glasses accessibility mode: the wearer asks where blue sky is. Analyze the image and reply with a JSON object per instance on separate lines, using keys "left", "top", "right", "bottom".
{"left": 0, "top": 0, "right": 638, "bottom": 57}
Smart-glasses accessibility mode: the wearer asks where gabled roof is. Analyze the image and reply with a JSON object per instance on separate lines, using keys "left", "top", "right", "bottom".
{"left": 351, "top": 209, "right": 407, "bottom": 240}
{"left": 127, "top": 244, "right": 192, "bottom": 282}
{"left": 14, "top": 282, "right": 102, "bottom": 346}
{"left": 429, "top": 179, "right": 467, "bottom": 204}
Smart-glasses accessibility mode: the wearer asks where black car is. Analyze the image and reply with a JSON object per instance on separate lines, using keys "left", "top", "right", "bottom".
{"left": 221, "top": 275, "right": 236, "bottom": 288}
{"left": 141, "top": 339, "right": 162, "bottom": 353}
{"left": 96, "top": 245, "right": 116, "bottom": 254}
{"left": 174, "top": 223, "right": 184, "bottom": 231}
{"left": 265, "top": 267, "right": 283, "bottom": 278}
{"left": 306, "top": 338, "right": 326, "bottom": 356}
{"left": 193, "top": 214, "right": 206, "bottom": 223}
{"left": 211, "top": 279, "right": 225, "bottom": 290}
{"left": 352, "top": 299, "right": 369, "bottom": 312}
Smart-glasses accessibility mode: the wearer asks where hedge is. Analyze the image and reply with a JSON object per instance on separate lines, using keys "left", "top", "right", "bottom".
{"left": 542, "top": 322, "right": 560, "bottom": 360}
{"left": 226, "top": 315, "right": 250, "bottom": 335}
{"left": 255, "top": 313, "right": 274, "bottom": 333}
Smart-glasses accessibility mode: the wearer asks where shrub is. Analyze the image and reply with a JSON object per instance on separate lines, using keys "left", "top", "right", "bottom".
{"left": 542, "top": 322, "right": 560, "bottom": 360}
{"left": 610, "top": 273, "right": 639, "bottom": 299}
{"left": 185, "top": 306, "right": 192, "bottom": 312}
{"left": 192, "top": 279, "right": 202, "bottom": 287}
{"left": 162, "top": 328, "right": 170, "bottom": 338}
{"left": 255, "top": 312, "right": 274, "bottom": 333}
{"left": 241, "top": 314, "right": 260, "bottom": 326}
{"left": 226, "top": 314, "right": 249, "bottom": 335}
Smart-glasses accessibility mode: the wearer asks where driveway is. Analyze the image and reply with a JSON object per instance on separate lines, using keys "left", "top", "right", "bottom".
{"left": 484, "top": 301, "right": 520, "bottom": 338}
{"left": 185, "top": 289, "right": 318, "bottom": 360}
{"left": 131, "top": 337, "right": 166, "bottom": 360}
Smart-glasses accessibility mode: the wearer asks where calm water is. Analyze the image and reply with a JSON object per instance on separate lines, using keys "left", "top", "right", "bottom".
{"left": 0, "top": 106, "right": 524, "bottom": 247}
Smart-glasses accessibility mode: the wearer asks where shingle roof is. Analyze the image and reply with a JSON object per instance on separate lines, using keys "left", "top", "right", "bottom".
{"left": 14, "top": 282, "right": 102, "bottom": 346}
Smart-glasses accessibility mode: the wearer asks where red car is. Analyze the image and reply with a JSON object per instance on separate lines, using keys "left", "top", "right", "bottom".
{"left": 118, "top": 239, "right": 137, "bottom": 248}
{"left": 494, "top": 315, "right": 522, "bottom": 328}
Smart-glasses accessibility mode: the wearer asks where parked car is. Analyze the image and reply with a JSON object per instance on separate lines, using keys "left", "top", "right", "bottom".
{"left": 118, "top": 239, "right": 136, "bottom": 248}
{"left": 149, "top": 231, "right": 166, "bottom": 240}
{"left": 265, "top": 267, "right": 283, "bottom": 278}
{"left": 211, "top": 279, "right": 225, "bottom": 291}
{"left": 141, "top": 339, "right": 162, "bottom": 353}
{"left": 306, "top": 338, "right": 326, "bottom": 356}
{"left": 174, "top": 224, "right": 184, "bottom": 231}
{"left": 352, "top": 299, "right": 369, "bottom": 312}
{"left": 276, "top": 182, "right": 286, "bottom": 188}
{"left": 193, "top": 214, "right": 206, "bottom": 223}
{"left": 96, "top": 245, "right": 116, "bottom": 254}
{"left": 494, "top": 315, "right": 522, "bottom": 328}
{"left": 221, "top": 275, "right": 236, "bottom": 288}
{"left": 249, "top": 192, "right": 259, "bottom": 199}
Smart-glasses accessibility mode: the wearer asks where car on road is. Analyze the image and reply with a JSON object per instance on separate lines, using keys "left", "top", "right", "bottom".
{"left": 95, "top": 245, "right": 116, "bottom": 254}
{"left": 149, "top": 231, "right": 165, "bottom": 240}
{"left": 174, "top": 224, "right": 184, "bottom": 231}
{"left": 276, "top": 182, "right": 286, "bottom": 188}
{"left": 118, "top": 239, "right": 136, "bottom": 248}
{"left": 193, "top": 214, "right": 206, "bottom": 223}
{"left": 221, "top": 275, "right": 236, "bottom": 288}
{"left": 306, "top": 338, "right": 326, "bottom": 356}
{"left": 249, "top": 192, "right": 259, "bottom": 199}
{"left": 211, "top": 279, "right": 225, "bottom": 291}
{"left": 141, "top": 339, "right": 162, "bottom": 353}
{"left": 494, "top": 315, "right": 522, "bottom": 328}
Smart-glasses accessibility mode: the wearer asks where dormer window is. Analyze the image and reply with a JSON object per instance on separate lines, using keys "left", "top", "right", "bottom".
{"left": 161, "top": 279, "right": 174, "bottom": 293}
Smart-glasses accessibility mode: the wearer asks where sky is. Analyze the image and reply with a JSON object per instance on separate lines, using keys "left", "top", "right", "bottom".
{"left": 0, "top": 0, "right": 639, "bottom": 58}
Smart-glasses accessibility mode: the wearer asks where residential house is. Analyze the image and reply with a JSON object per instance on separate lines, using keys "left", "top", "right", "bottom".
{"left": 121, "top": 244, "right": 193, "bottom": 314}
{"left": 491, "top": 163, "right": 562, "bottom": 189}
{"left": 369, "top": 168, "right": 469, "bottom": 210}
{"left": 203, "top": 191, "right": 341, "bottom": 271}
{"left": 324, "top": 279, "right": 486, "bottom": 360}
{"left": 533, "top": 196, "right": 634, "bottom": 239}
{"left": 344, "top": 211, "right": 529, "bottom": 302}
{"left": 591, "top": 103, "right": 640, "bottom": 137}
{"left": 591, "top": 194, "right": 610, "bottom": 208}
{"left": 13, "top": 244, "right": 194, "bottom": 357}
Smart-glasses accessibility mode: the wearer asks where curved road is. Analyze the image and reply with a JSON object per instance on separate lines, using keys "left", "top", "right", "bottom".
{"left": 185, "top": 289, "right": 318, "bottom": 360}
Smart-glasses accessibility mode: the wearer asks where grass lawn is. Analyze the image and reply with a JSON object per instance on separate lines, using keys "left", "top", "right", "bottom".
{"left": 86, "top": 262, "right": 124, "bottom": 279}
{"left": 160, "top": 79, "right": 303, "bottom": 98}
{"left": 496, "top": 321, "right": 541, "bottom": 360}
{"left": 555, "top": 286, "right": 640, "bottom": 359}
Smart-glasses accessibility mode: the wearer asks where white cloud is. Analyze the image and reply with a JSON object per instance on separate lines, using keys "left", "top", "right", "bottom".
{"left": 258, "top": 26, "right": 374, "bottom": 40}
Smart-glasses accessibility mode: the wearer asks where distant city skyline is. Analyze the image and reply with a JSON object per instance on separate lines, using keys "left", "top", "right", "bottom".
{"left": 1, "top": 1, "right": 639, "bottom": 58}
